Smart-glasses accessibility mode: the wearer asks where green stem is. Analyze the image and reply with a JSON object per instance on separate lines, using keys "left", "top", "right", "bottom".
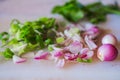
{"left": 105, "top": 8, "right": 120, "bottom": 15}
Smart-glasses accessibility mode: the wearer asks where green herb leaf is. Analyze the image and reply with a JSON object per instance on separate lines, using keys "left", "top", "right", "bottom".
{"left": 2, "top": 48, "right": 14, "bottom": 59}
{"left": 36, "top": 35, "right": 45, "bottom": 49}
{"left": 18, "top": 43, "right": 39, "bottom": 56}
{"left": 45, "top": 38, "right": 53, "bottom": 46}
{"left": 52, "top": 0, "right": 120, "bottom": 24}
{"left": 0, "top": 32, "right": 9, "bottom": 44}
{"left": 10, "top": 19, "right": 21, "bottom": 34}
{"left": 52, "top": 0, "right": 84, "bottom": 22}
{"left": 19, "top": 26, "right": 36, "bottom": 44}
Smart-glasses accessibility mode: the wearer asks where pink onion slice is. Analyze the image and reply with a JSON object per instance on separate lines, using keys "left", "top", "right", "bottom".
{"left": 84, "top": 35, "right": 97, "bottom": 50}
{"left": 84, "top": 25, "right": 100, "bottom": 39}
{"left": 80, "top": 48, "right": 94, "bottom": 59}
{"left": 56, "top": 59, "right": 65, "bottom": 68}
{"left": 34, "top": 50, "right": 49, "bottom": 60}
{"left": 85, "top": 23, "right": 97, "bottom": 30}
{"left": 72, "top": 34, "right": 83, "bottom": 42}
{"left": 64, "top": 30, "right": 72, "bottom": 38}
{"left": 67, "top": 41, "right": 83, "bottom": 53}
{"left": 64, "top": 53, "right": 78, "bottom": 60}
{"left": 87, "top": 27, "right": 99, "bottom": 34}
{"left": 53, "top": 50, "right": 63, "bottom": 57}
{"left": 13, "top": 55, "right": 26, "bottom": 64}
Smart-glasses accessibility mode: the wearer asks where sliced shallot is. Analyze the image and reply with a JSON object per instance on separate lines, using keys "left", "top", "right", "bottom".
{"left": 84, "top": 35, "right": 97, "bottom": 50}
{"left": 72, "top": 34, "right": 83, "bottom": 42}
{"left": 56, "top": 59, "right": 65, "bottom": 68}
{"left": 84, "top": 23, "right": 100, "bottom": 39}
{"left": 34, "top": 50, "right": 49, "bottom": 60}
{"left": 13, "top": 55, "right": 26, "bottom": 64}
{"left": 53, "top": 50, "right": 63, "bottom": 57}
{"left": 64, "top": 53, "right": 78, "bottom": 60}
{"left": 80, "top": 48, "right": 94, "bottom": 59}
{"left": 67, "top": 41, "right": 83, "bottom": 53}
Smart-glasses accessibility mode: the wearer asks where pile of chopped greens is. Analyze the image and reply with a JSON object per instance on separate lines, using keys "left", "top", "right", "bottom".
{"left": 52, "top": 0, "right": 120, "bottom": 23}
{"left": 0, "top": 17, "right": 58, "bottom": 59}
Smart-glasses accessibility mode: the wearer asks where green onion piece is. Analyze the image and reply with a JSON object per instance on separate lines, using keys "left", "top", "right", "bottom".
{"left": 36, "top": 35, "right": 45, "bottom": 49}
{"left": 45, "top": 39, "right": 53, "bottom": 46}
{"left": 0, "top": 32, "right": 9, "bottom": 44}
{"left": 77, "top": 58, "right": 92, "bottom": 63}
{"left": 56, "top": 37, "right": 64, "bottom": 44}
{"left": 48, "top": 45, "right": 53, "bottom": 51}
{"left": 2, "top": 48, "right": 14, "bottom": 59}
{"left": 10, "top": 19, "right": 21, "bottom": 34}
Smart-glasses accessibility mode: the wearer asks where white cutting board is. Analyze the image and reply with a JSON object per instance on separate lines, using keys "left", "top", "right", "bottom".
{"left": 0, "top": 0, "right": 120, "bottom": 80}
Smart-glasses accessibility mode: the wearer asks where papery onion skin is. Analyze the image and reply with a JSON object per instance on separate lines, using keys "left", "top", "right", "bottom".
{"left": 97, "top": 44, "right": 118, "bottom": 61}
{"left": 85, "top": 27, "right": 100, "bottom": 39}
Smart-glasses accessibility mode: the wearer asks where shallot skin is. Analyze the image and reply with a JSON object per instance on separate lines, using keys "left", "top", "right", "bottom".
{"left": 97, "top": 44, "right": 118, "bottom": 61}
